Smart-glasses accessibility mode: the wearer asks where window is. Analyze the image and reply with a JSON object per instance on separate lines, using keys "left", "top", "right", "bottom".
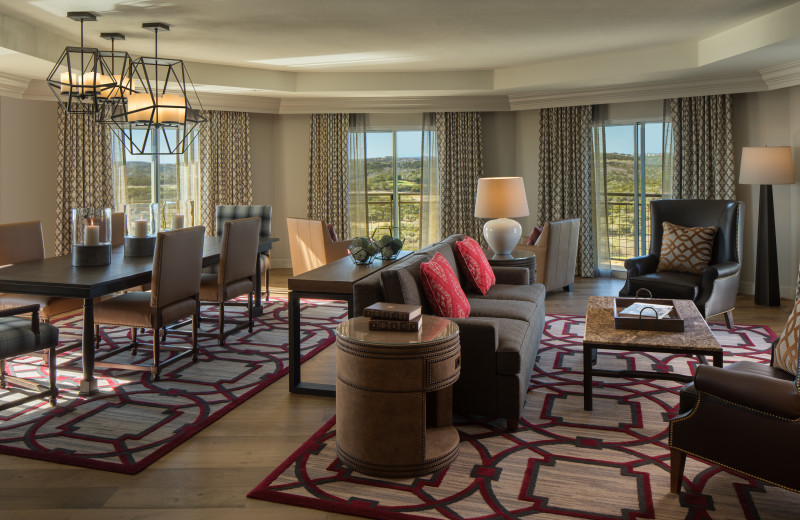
{"left": 111, "top": 129, "right": 201, "bottom": 228}
{"left": 594, "top": 120, "right": 671, "bottom": 271}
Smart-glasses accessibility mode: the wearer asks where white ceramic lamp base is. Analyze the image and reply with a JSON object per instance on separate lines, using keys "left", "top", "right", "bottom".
{"left": 483, "top": 218, "right": 522, "bottom": 256}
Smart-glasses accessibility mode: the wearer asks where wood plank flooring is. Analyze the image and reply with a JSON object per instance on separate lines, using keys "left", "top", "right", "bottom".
{"left": 0, "top": 270, "right": 792, "bottom": 519}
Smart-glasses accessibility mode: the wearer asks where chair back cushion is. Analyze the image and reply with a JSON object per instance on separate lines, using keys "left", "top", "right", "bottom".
{"left": 286, "top": 217, "right": 331, "bottom": 275}
{"left": 773, "top": 298, "right": 800, "bottom": 378}
{"left": 219, "top": 217, "right": 261, "bottom": 284}
{"left": 455, "top": 236, "right": 496, "bottom": 295}
{"left": 215, "top": 205, "right": 272, "bottom": 237}
{"left": 420, "top": 252, "right": 470, "bottom": 318}
{"left": 151, "top": 226, "right": 205, "bottom": 308}
{"left": 657, "top": 221, "right": 717, "bottom": 274}
{"left": 0, "top": 220, "right": 44, "bottom": 265}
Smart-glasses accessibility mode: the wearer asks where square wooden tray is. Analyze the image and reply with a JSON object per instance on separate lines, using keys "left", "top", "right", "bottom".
{"left": 612, "top": 297, "right": 685, "bottom": 332}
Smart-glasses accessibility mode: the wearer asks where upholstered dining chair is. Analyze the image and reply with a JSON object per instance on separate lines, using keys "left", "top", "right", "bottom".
{"left": 93, "top": 226, "right": 205, "bottom": 381}
{"left": 215, "top": 205, "right": 272, "bottom": 300}
{"left": 0, "top": 220, "right": 82, "bottom": 322}
{"left": 199, "top": 217, "right": 260, "bottom": 345}
{"left": 618, "top": 199, "right": 743, "bottom": 329}
{"left": 0, "top": 304, "right": 60, "bottom": 411}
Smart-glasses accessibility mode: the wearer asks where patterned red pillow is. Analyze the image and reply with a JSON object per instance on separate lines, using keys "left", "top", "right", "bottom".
{"left": 455, "top": 236, "right": 496, "bottom": 295}
{"left": 526, "top": 226, "right": 543, "bottom": 246}
{"left": 326, "top": 223, "right": 338, "bottom": 242}
{"left": 420, "top": 252, "right": 470, "bottom": 318}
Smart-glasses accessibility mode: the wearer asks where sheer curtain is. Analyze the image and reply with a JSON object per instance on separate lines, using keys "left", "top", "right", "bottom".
{"left": 591, "top": 107, "right": 612, "bottom": 275}
{"left": 420, "top": 113, "right": 440, "bottom": 246}
{"left": 347, "top": 114, "right": 367, "bottom": 239}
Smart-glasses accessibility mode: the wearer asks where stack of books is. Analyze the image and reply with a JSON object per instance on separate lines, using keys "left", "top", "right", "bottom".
{"left": 363, "top": 302, "right": 422, "bottom": 331}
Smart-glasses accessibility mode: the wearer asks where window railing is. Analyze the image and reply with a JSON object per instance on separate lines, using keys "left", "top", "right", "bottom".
{"left": 366, "top": 191, "right": 421, "bottom": 250}
{"left": 605, "top": 192, "right": 662, "bottom": 266}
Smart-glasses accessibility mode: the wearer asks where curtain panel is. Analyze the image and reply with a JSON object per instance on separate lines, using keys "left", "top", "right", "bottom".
{"left": 538, "top": 105, "right": 594, "bottom": 277}
{"left": 347, "top": 114, "right": 367, "bottom": 239}
{"left": 435, "top": 112, "right": 484, "bottom": 243}
{"left": 308, "top": 114, "right": 349, "bottom": 239}
{"left": 669, "top": 95, "right": 735, "bottom": 200}
{"left": 199, "top": 110, "right": 253, "bottom": 236}
{"left": 55, "top": 110, "right": 114, "bottom": 256}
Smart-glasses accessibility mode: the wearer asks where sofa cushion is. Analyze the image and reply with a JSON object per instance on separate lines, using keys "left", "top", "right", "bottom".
{"left": 657, "top": 221, "right": 717, "bottom": 274}
{"left": 468, "top": 283, "right": 546, "bottom": 305}
{"left": 380, "top": 253, "right": 429, "bottom": 304}
{"left": 773, "top": 297, "right": 800, "bottom": 376}
{"left": 455, "top": 236, "right": 495, "bottom": 295}
{"left": 468, "top": 298, "right": 538, "bottom": 322}
{"left": 420, "top": 252, "right": 470, "bottom": 319}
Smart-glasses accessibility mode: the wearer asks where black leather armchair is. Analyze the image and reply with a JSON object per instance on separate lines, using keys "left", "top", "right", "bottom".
{"left": 619, "top": 199, "right": 743, "bottom": 329}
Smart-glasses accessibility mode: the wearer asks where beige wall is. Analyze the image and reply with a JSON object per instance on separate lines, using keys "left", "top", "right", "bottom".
{"left": 0, "top": 97, "right": 58, "bottom": 257}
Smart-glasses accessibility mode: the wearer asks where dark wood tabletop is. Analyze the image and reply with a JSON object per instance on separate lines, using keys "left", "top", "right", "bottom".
{"left": 288, "top": 250, "right": 413, "bottom": 294}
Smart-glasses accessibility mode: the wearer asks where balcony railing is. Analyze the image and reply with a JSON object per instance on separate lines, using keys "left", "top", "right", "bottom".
{"left": 605, "top": 192, "right": 662, "bottom": 266}
{"left": 366, "top": 191, "right": 422, "bottom": 250}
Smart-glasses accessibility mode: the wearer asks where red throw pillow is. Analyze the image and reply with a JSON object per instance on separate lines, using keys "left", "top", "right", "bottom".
{"left": 420, "top": 252, "right": 470, "bottom": 318}
{"left": 455, "top": 236, "right": 496, "bottom": 295}
{"left": 526, "top": 226, "right": 543, "bottom": 246}
{"left": 326, "top": 222, "right": 338, "bottom": 242}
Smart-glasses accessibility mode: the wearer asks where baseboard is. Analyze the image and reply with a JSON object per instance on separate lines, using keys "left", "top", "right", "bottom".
{"left": 738, "top": 281, "right": 795, "bottom": 301}
{"left": 270, "top": 258, "right": 292, "bottom": 269}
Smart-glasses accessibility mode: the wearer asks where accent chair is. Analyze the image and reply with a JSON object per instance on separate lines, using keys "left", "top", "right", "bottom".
{"left": 517, "top": 218, "right": 580, "bottom": 292}
{"left": 287, "top": 217, "right": 352, "bottom": 276}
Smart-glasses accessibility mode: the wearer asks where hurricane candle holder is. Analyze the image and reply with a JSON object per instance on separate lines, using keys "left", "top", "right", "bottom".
{"left": 123, "top": 203, "right": 158, "bottom": 256}
{"left": 72, "top": 207, "right": 112, "bottom": 266}
{"left": 160, "top": 200, "right": 195, "bottom": 231}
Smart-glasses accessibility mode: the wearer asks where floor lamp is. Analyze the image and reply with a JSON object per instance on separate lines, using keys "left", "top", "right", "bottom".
{"left": 739, "top": 146, "right": 795, "bottom": 306}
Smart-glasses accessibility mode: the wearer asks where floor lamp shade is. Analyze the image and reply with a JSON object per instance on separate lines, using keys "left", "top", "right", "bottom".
{"left": 739, "top": 146, "right": 795, "bottom": 306}
{"left": 474, "top": 177, "right": 529, "bottom": 255}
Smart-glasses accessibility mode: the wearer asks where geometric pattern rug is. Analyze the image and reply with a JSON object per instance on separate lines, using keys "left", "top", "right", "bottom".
{"left": 0, "top": 297, "right": 347, "bottom": 474}
{"left": 248, "top": 314, "right": 800, "bottom": 519}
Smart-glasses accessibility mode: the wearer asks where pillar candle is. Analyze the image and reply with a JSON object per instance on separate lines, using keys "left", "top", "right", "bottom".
{"left": 84, "top": 225, "right": 100, "bottom": 246}
{"left": 134, "top": 220, "right": 148, "bottom": 238}
{"left": 172, "top": 214, "right": 184, "bottom": 229}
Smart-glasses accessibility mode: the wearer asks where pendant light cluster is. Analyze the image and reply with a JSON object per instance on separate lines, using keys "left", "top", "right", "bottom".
{"left": 46, "top": 12, "right": 205, "bottom": 155}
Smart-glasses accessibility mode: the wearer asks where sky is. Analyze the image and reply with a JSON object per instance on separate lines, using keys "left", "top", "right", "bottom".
{"left": 367, "top": 131, "right": 422, "bottom": 158}
{"left": 604, "top": 123, "right": 664, "bottom": 154}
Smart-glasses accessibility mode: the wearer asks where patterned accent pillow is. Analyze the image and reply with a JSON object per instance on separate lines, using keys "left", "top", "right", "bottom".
{"left": 657, "top": 221, "right": 717, "bottom": 274}
{"left": 455, "top": 236, "right": 496, "bottom": 295}
{"left": 420, "top": 252, "right": 470, "bottom": 318}
{"left": 526, "top": 226, "right": 544, "bottom": 246}
{"left": 773, "top": 298, "right": 800, "bottom": 378}
{"left": 326, "top": 223, "right": 338, "bottom": 242}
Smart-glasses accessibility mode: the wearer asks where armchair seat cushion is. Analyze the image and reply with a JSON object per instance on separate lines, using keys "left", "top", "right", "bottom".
{"left": 0, "top": 293, "right": 81, "bottom": 320}
{"left": 628, "top": 272, "right": 700, "bottom": 301}
{"left": 199, "top": 273, "right": 253, "bottom": 303}
{"left": 95, "top": 292, "right": 196, "bottom": 329}
{"left": 0, "top": 316, "right": 59, "bottom": 358}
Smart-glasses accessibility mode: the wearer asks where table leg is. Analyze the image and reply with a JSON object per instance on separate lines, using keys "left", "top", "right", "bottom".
{"left": 80, "top": 297, "right": 98, "bottom": 395}
{"left": 712, "top": 350, "right": 723, "bottom": 368}
{"left": 253, "top": 254, "right": 264, "bottom": 317}
{"left": 289, "top": 291, "right": 301, "bottom": 392}
{"left": 583, "top": 344, "right": 593, "bottom": 411}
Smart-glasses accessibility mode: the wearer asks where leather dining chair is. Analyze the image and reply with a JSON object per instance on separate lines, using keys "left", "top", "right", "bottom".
{"left": 93, "top": 226, "right": 205, "bottom": 381}
{"left": 199, "top": 217, "right": 261, "bottom": 345}
{"left": 0, "top": 220, "right": 82, "bottom": 322}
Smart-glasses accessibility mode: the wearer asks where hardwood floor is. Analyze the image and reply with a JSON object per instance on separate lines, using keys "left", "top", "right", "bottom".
{"left": 0, "top": 270, "right": 792, "bottom": 519}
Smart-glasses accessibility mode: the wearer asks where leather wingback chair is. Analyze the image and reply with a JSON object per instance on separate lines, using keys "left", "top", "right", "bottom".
{"left": 287, "top": 217, "right": 352, "bottom": 276}
{"left": 215, "top": 205, "right": 271, "bottom": 299}
{"left": 619, "top": 200, "right": 743, "bottom": 329}
{"left": 517, "top": 218, "right": 580, "bottom": 292}
{"left": 94, "top": 226, "right": 205, "bottom": 380}
{"left": 0, "top": 220, "right": 82, "bottom": 322}
{"left": 669, "top": 340, "right": 800, "bottom": 493}
{"left": 200, "top": 217, "right": 261, "bottom": 344}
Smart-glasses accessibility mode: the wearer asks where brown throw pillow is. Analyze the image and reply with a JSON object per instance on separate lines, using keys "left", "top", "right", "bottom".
{"left": 657, "top": 221, "right": 717, "bottom": 274}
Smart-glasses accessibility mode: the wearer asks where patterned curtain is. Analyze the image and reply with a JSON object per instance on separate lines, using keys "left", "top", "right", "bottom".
{"left": 55, "top": 110, "right": 114, "bottom": 256}
{"left": 308, "top": 114, "right": 349, "bottom": 238}
{"left": 538, "top": 105, "right": 594, "bottom": 277}
{"left": 435, "top": 112, "right": 484, "bottom": 243}
{"left": 199, "top": 110, "right": 253, "bottom": 236}
{"left": 669, "top": 95, "right": 735, "bottom": 200}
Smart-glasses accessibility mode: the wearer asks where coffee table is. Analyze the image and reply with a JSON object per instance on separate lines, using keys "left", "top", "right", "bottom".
{"left": 582, "top": 296, "right": 722, "bottom": 411}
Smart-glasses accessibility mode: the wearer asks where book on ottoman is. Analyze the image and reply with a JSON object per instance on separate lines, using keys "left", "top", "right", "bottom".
{"left": 363, "top": 302, "right": 422, "bottom": 321}
{"left": 368, "top": 315, "right": 422, "bottom": 332}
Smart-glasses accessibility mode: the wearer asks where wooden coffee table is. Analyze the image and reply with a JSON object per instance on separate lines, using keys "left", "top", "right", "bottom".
{"left": 582, "top": 296, "right": 722, "bottom": 411}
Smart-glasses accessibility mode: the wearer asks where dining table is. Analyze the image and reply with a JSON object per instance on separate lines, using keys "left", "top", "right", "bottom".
{"left": 0, "top": 234, "right": 278, "bottom": 395}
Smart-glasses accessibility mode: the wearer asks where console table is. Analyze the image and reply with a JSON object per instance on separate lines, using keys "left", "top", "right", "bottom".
{"left": 335, "top": 316, "right": 461, "bottom": 477}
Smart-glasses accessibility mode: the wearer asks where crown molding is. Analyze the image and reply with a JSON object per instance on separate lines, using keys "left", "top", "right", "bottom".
{"left": 508, "top": 73, "right": 767, "bottom": 110}
{"left": 0, "top": 73, "right": 32, "bottom": 99}
{"left": 198, "top": 92, "right": 282, "bottom": 114}
{"left": 760, "top": 60, "right": 800, "bottom": 90}
{"left": 277, "top": 95, "right": 510, "bottom": 114}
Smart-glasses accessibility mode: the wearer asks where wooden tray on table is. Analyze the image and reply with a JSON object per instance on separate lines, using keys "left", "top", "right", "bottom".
{"left": 612, "top": 297, "right": 684, "bottom": 332}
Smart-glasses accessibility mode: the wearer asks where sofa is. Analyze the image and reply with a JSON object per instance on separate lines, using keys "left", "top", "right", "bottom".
{"left": 353, "top": 234, "right": 546, "bottom": 431}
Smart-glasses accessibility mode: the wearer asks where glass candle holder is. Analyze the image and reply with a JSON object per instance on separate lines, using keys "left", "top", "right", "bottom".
{"left": 124, "top": 203, "right": 159, "bottom": 237}
{"left": 160, "top": 200, "right": 195, "bottom": 231}
{"left": 71, "top": 207, "right": 112, "bottom": 266}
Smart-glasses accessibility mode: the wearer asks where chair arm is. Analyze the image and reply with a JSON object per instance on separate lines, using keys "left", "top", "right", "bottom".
{"left": 701, "top": 261, "right": 740, "bottom": 280}
{"left": 492, "top": 266, "right": 529, "bottom": 285}
{"left": 695, "top": 364, "right": 800, "bottom": 419}
{"left": 0, "top": 304, "right": 40, "bottom": 318}
{"left": 623, "top": 254, "right": 658, "bottom": 275}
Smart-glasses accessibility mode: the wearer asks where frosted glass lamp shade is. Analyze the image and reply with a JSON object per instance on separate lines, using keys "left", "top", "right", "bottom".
{"left": 740, "top": 146, "right": 795, "bottom": 185}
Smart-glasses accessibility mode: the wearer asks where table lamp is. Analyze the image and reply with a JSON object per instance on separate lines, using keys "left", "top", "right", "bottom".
{"left": 474, "top": 177, "right": 529, "bottom": 256}
{"left": 739, "top": 146, "right": 795, "bottom": 306}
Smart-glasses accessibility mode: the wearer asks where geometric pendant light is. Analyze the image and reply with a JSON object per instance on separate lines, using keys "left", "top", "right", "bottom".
{"left": 112, "top": 22, "right": 205, "bottom": 155}
{"left": 96, "top": 32, "right": 135, "bottom": 124}
{"left": 46, "top": 12, "right": 117, "bottom": 116}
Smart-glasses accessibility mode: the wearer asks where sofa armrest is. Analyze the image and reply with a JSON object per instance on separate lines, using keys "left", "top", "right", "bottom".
{"left": 695, "top": 365, "right": 800, "bottom": 419}
{"left": 624, "top": 254, "right": 658, "bottom": 275}
{"left": 492, "top": 266, "right": 529, "bottom": 285}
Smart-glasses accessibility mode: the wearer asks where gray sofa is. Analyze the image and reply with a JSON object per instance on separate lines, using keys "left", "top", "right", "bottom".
{"left": 353, "top": 234, "right": 546, "bottom": 431}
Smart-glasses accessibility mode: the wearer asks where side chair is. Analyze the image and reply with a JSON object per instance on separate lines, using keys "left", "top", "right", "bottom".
{"left": 93, "top": 226, "right": 205, "bottom": 381}
{"left": 215, "top": 205, "right": 272, "bottom": 300}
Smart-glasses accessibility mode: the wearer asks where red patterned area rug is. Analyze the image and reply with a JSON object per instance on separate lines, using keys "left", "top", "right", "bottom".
{"left": 249, "top": 315, "right": 800, "bottom": 519}
{"left": 0, "top": 297, "right": 347, "bottom": 474}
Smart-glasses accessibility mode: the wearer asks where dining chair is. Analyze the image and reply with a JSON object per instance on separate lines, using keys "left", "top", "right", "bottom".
{"left": 0, "top": 304, "right": 60, "bottom": 411}
{"left": 215, "top": 205, "right": 272, "bottom": 300}
{"left": 93, "top": 226, "right": 205, "bottom": 381}
{"left": 199, "top": 217, "right": 261, "bottom": 344}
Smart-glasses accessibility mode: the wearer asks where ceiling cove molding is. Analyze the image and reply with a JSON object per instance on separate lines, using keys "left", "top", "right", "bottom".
{"left": 0, "top": 73, "right": 31, "bottom": 99}
{"left": 277, "top": 96, "right": 511, "bottom": 114}
{"left": 197, "top": 93, "right": 282, "bottom": 114}
{"left": 760, "top": 60, "right": 800, "bottom": 91}
{"left": 508, "top": 73, "right": 767, "bottom": 110}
